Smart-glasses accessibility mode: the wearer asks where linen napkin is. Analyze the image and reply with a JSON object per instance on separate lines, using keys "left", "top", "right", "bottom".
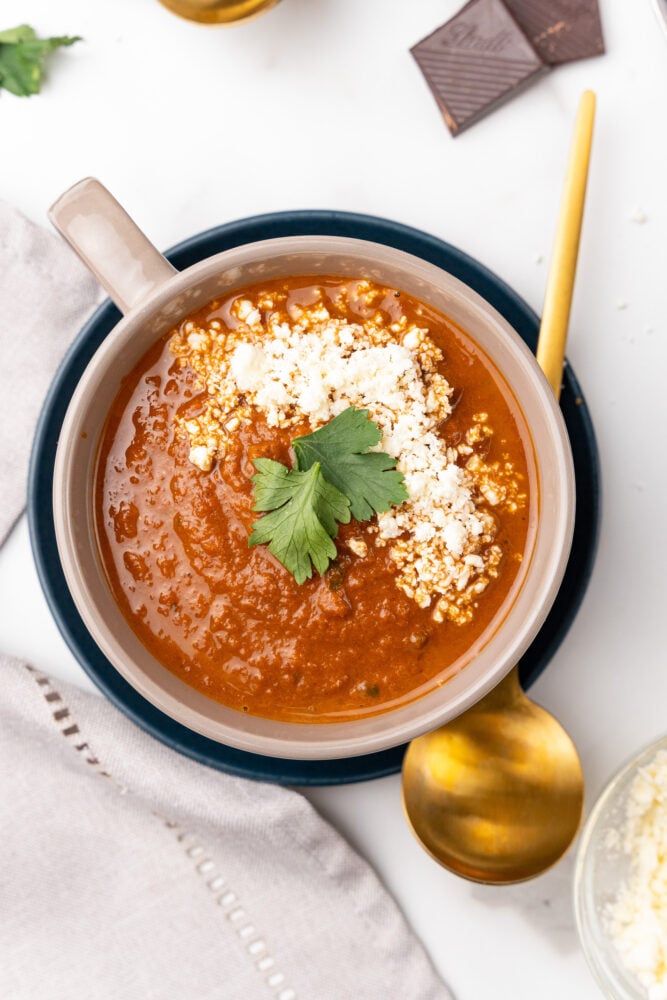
{"left": 0, "top": 202, "right": 102, "bottom": 544}
{"left": 0, "top": 202, "right": 452, "bottom": 1000}
{"left": 0, "top": 656, "right": 449, "bottom": 1000}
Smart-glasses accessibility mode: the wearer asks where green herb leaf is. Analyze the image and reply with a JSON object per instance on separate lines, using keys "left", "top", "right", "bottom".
{"left": 248, "top": 408, "right": 408, "bottom": 584}
{"left": 0, "top": 26, "right": 37, "bottom": 44}
{"left": 0, "top": 25, "right": 80, "bottom": 97}
{"left": 293, "top": 406, "right": 408, "bottom": 521}
{"left": 249, "top": 458, "right": 351, "bottom": 585}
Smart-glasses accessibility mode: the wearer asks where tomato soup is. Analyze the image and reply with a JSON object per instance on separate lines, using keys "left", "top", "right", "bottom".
{"left": 95, "top": 277, "right": 536, "bottom": 722}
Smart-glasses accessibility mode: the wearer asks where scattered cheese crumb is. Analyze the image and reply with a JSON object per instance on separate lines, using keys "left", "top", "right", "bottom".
{"left": 630, "top": 207, "right": 648, "bottom": 224}
{"left": 188, "top": 445, "right": 213, "bottom": 472}
{"left": 347, "top": 538, "right": 368, "bottom": 558}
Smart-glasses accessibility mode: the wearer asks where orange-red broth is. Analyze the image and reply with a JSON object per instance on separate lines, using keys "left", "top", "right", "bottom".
{"left": 95, "top": 277, "right": 536, "bottom": 723}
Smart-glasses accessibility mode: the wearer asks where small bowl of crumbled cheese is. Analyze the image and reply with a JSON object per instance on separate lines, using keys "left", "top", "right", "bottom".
{"left": 575, "top": 735, "right": 667, "bottom": 1000}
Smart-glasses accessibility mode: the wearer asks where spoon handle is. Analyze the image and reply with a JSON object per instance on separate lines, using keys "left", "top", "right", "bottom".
{"left": 536, "top": 90, "right": 596, "bottom": 400}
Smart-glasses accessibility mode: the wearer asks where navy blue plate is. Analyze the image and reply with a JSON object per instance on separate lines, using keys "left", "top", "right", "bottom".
{"left": 28, "top": 211, "right": 600, "bottom": 786}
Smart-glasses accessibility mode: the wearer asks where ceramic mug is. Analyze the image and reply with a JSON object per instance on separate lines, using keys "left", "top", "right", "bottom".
{"left": 50, "top": 177, "right": 575, "bottom": 760}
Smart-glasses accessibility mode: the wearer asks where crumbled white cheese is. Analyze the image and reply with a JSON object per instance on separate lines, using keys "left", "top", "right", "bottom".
{"left": 606, "top": 748, "right": 667, "bottom": 997}
{"left": 347, "top": 538, "right": 368, "bottom": 558}
{"left": 187, "top": 331, "right": 207, "bottom": 350}
{"left": 230, "top": 342, "right": 266, "bottom": 389}
{"left": 188, "top": 445, "right": 213, "bottom": 472}
{"left": 630, "top": 207, "right": 648, "bottom": 225}
{"left": 233, "top": 299, "right": 262, "bottom": 327}
{"left": 169, "top": 284, "right": 525, "bottom": 619}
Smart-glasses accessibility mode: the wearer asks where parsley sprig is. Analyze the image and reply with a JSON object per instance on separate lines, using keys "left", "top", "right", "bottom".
{"left": 249, "top": 459, "right": 351, "bottom": 584}
{"left": 293, "top": 406, "right": 408, "bottom": 521}
{"left": 249, "top": 407, "right": 408, "bottom": 584}
{"left": 0, "top": 25, "right": 80, "bottom": 97}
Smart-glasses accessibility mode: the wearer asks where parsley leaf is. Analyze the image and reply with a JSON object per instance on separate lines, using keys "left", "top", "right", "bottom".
{"left": 293, "top": 406, "right": 408, "bottom": 521}
{"left": 248, "top": 409, "right": 408, "bottom": 583}
{"left": 0, "top": 26, "right": 37, "bottom": 44}
{"left": 249, "top": 458, "right": 351, "bottom": 585}
{"left": 0, "top": 25, "right": 80, "bottom": 97}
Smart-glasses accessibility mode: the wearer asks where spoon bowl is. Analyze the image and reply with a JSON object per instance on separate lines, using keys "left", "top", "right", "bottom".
{"left": 402, "top": 668, "right": 584, "bottom": 883}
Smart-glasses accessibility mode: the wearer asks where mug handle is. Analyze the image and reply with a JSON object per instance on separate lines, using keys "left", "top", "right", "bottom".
{"left": 49, "top": 177, "right": 177, "bottom": 315}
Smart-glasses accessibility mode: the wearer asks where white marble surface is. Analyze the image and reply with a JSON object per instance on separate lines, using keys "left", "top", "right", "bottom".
{"left": 1, "top": 0, "right": 666, "bottom": 996}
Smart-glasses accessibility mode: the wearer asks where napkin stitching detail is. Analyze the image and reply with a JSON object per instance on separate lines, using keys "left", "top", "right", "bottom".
{"left": 25, "top": 663, "right": 297, "bottom": 1000}
{"left": 24, "top": 664, "right": 115, "bottom": 777}
{"left": 154, "top": 816, "right": 297, "bottom": 1000}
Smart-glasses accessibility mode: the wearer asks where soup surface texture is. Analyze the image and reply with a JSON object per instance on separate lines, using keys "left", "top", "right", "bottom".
{"left": 96, "top": 277, "right": 536, "bottom": 722}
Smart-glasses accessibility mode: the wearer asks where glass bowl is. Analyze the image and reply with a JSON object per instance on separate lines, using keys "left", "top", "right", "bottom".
{"left": 574, "top": 735, "right": 667, "bottom": 999}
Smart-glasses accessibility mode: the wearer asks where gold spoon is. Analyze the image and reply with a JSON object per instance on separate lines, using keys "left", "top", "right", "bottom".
{"left": 402, "top": 90, "right": 596, "bottom": 885}
{"left": 156, "top": 0, "right": 280, "bottom": 24}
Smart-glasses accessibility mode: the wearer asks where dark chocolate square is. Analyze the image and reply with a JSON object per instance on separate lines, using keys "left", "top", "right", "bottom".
{"left": 502, "top": 0, "right": 605, "bottom": 65}
{"left": 411, "top": 0, "right": 547, "bottom": 137}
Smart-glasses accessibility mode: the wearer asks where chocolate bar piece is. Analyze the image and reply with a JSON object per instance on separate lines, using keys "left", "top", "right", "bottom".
{"left": 411, "top": 0, "right": 547, "bottom": 137}
{"left": 503, "top": 0, "right": 605, "bottom": 65}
